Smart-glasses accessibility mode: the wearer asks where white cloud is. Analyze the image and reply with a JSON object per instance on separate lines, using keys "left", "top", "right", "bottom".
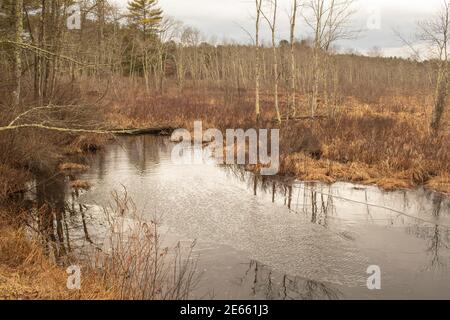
{"left": 113, "top": 0, "right": 443, "bottom": 53}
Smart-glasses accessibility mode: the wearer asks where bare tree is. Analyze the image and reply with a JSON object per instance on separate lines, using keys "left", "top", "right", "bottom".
{"left": 262, "top": 0, "right": 281, "bottom": 124}
{"left": 255, "top": 0, "right": 263, "bottom": 124}
{"left": 303, "top": 0, "right": 356, "bottom": 117}
{"left": 13, "top": 0, "right": 23, "bottom": 107}
{"left": 367, "top": 46, "right": 383, "bottom": 58}
{"left": 182, "top": 27, "right": 201, "bottom": 86}
{"left": 289, "top": 0, "right": 299, "bottom": 118}
{"left": 156, "top": 17, "right": 182, "bottom": 94}
{"left": 419, "top": 0, "right": 450, "bottom": 132}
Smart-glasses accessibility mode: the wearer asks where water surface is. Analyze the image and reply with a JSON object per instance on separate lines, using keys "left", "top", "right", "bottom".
{"left": 55, "top": 135, "right": 450, "bottom": 299}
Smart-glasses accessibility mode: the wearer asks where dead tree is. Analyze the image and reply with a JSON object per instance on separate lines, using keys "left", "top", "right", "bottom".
{"left": 262, "top": 0, "right": 281, "bottom": 124}
{"left": 13, "top": 0, "right": 23, "bottom": 107}
{"left": 419, "top": 0, "right": 450, "bottom": 132}
{"left": 155, "top": 18, "right": 181, "bottom": 94}
{"left": 255, "top": 0, "right": 263, "bottom": 124}
{"left": 289, "top": 0, "right": 299, "bottom": 118}
{"left": 303, "top": 0, "right": 356, "bottom": 117}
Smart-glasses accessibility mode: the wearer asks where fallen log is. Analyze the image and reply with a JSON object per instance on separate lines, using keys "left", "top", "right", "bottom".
{"left": 108, "top": 127, "right": 176, "bottom": 136}
{"left": 270, "top": 115, "right": 328, "bottom": 123}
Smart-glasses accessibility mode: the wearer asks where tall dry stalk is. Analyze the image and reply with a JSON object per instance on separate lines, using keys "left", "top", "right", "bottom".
{"left": 97, "top": 188, "right": 199, "bottom": 300}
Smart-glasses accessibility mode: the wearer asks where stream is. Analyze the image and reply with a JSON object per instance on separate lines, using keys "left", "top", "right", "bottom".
{"left": 31, "top": 135, "right": 450, "bottom": 299}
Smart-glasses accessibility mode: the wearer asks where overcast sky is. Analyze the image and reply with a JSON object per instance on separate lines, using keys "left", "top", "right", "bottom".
{"left": 112, "top": 0, "right": 444, "bottom": 57}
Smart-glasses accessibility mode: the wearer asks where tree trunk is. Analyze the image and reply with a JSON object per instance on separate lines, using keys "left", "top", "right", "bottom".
{"left": 311, "top": 49, "right": 320, "bottom": 118}
{"left": 289, "top": 0, "right": 298, "bottom": 119}
{"left": 255, "top": 0, "right": 262, "bottom": 125}
{"left": 271, "top": 0, "right": 281, "bottom": 124}
{"left": 431, "top": 65, "right": 448, "bottom": 132}
{"left": 13, "top": 0, "right": 24, "bottom": 107}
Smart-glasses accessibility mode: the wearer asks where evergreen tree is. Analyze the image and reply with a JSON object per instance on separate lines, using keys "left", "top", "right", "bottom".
{"left": 127, "top": 0, "right": 163, "bottom": 39}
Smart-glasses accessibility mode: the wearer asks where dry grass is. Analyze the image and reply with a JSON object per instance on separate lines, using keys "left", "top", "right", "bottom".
{"left": 426, "top": 174, "right": 450, "bottom": 195}
{"left": 96, "top": 189, "right": 198, "bottom": 300}
{"left": 69, "top": 180, "right": 92, "bottom": 190}
{"left": 105, "top": 81, "right": 450, "bottom": 194}
{"left": 65, "top": 134, "right": 110, "bottom": 155}
{"left": 59, "top": 163, "right": 90, "bottom": 172}
{"left": 0, "top": 164, "right": 30, "bottom": 199}
{"left": 0, "top": 188, "right": 198, "bottom": 300}
{"left": 279, "top": 100, "right": 449, "bottom": 193}
{"left": 0, "top": 78, "right": 199, "bottom": 300}
{"left": 0, "top": 216, "right": 114, "bottom": 300}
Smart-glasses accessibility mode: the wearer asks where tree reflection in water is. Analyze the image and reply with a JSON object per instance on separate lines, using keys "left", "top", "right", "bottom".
{"left": 239, "top": 260, "right": 341, "bottom": 300}
{"left": 20, "top": 136, "right": 189, "bottom": 262}
{"left": 223, "top": 164, "right": 450, "bottom": 273}
{"left": 17, "top": 145, "right": 450, "bottom": 298}
{"left": 24, "top": 173, "right": 100, "bottom": 263}
{"left": 406, "top": 193, "right": 450, "bottom": 271}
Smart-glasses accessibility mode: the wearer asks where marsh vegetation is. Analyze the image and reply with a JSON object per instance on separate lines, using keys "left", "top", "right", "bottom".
{"left": 0, "top": 0, "right": 449, "bottom": 299}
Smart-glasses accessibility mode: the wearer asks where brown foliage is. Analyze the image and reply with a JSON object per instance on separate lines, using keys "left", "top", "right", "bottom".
{"left": 106, "top": 80, "right": 449, "bottom": 193}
